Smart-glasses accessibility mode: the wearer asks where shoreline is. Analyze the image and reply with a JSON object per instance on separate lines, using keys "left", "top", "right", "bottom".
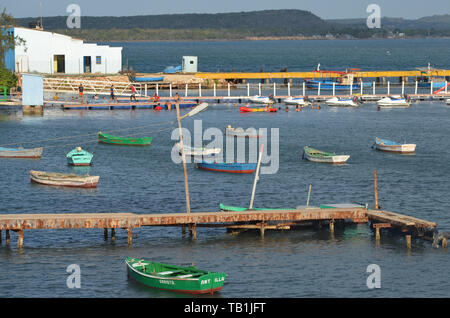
{"left": 95, "top": 36, "right": 450, "bottom": 43}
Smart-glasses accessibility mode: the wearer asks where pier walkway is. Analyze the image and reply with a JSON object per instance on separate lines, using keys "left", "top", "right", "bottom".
{"left": 0, "top": 207, "right": 438, "bottom": 248}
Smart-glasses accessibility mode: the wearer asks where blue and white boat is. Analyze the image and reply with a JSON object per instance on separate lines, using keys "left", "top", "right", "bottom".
{"left": 0, "top": 146, "right": 43, "bottom": 158}
{"left": 195, "top": 161, "right": 257, "bottom": 174}
{"left": 305, "top": 80, "right": 371, "bottom": 90}
{"left": 374, "top": 137, "right": 416, "bottom": 154}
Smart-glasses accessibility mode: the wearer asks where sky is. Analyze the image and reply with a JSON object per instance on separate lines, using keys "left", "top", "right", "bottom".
{"left": 2, "top": 0, "right": 450, "bottom": 19}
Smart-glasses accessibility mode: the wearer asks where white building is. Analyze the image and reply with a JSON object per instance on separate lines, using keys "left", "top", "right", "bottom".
{"left": 4, "top": 27, "right": 122, "bottom": 74}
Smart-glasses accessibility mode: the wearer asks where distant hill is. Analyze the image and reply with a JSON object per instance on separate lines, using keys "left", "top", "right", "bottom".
{"left": 17, "top": 10, "right": 332, "bottom": 32}
{"left": 328, "top": 14, "right": 450, "bottom": 30}
{"left": 13, "top": 10, "right": 450, "bottom": 41}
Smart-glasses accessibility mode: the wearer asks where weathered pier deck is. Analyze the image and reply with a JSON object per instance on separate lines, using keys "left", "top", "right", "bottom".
{"left": 0, "top": 207, "right": 438, "bottom": 248}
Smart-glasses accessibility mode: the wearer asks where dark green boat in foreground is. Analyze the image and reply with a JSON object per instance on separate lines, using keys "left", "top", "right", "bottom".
{"left": 125, "top": 257, "right": 227, "bottom": 294}
{"left": 98, "top": 131, "right": 153, "bottom": 146}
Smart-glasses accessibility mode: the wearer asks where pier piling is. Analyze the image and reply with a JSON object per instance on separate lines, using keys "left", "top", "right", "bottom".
{"left": 111, "top": 228, "right": 116, "bottom": 242}
{"left": 329, "top": 220, "right": 335, "bottom": 232}
{"left": 5, "top": 230, "right": 10, "bottom": 245}
{"left": 127, "top": 228, "right": 132, "bottom": 245}
{"left": 0, "top": 230, "right": 2, "bottom": 244}
{"left": 104, "top": 228, "right": 108, "bottom": 240}
{"left": 406, "top": 235, "right": 412, "bottom": 249}
{"left": 17, "top": 230, "right": 24, "bottom": 249}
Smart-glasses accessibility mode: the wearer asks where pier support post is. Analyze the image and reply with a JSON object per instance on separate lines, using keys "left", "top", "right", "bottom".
{"left": 17, "top": 230, "right": 23, "bottom": 249}
{"left": 0, "top": 230, "right": 2, "bottom": 244}
{"left": 198, "top": 83, "right": 202, "bottom": 97}
{"left": 213, "top": 83, "right": 216, "bottom": 97}
{"left": 104, "top": 228, "right": 108, "bottom": 241}
{"left": 273, "top": 82, "right": 276, "bottom": 97}
{"left": 127, "top": 228, "right": 133, "bottom": 246}
{"left": 182, "top": 225, "right": 186, "bottom": 238}
{"left": 329, "top": 220, "right": 335, "bottom": 232}
{"left": 373, "top": 82, "right": 376, "bottom": 95}
{"left": 227, "top": 82, "right": 230, "bottom": 97}
{"left": 406, "top": 235, "right": 411, "bottom": 249}
{"left": 415, "top": 81, "right": 418, "bottom": 94}
{"left": 287, "top": 82, "right": 291, "bottom": 96}
{"left": 302, "top": 82, "right": 306, "bottom": 96}
{"left": 247, "top": 83, "right": 250, "bottom": 96}
{"left": 6, "top": 230, "right": 10, "bottom": 245}
{"left": 258, "top": 83, "right": 261, "bottom": 96}
{"left": 260, "top": 223, "right": 265, "bottom": 238}
{"left": 189, "top": 224, "right": 197, "bottom": 240}
{"left": 373, "top": 170, "right": 379, "bottom": 209}
{"left": 387, "top": 81, "right": 390, "bottom": 95}
{"left": 111, "top": 228, "right": 115, "bottom": 242}
{"left": 185, "top": 84, "right": 188, "bottom": 97}
{"left": 375, "top": 227, "right": 380, "bottom": 241}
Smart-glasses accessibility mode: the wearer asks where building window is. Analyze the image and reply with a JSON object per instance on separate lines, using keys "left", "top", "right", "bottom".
{"left": 96, "top": 56, "right": 102, "bottom": 64}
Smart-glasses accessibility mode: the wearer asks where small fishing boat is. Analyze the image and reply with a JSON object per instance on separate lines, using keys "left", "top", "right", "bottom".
{"left": 125, "top": 257, "right": 227, "bottom": 294}
{"left": 30, "top": 170, "right": 99, "bottom": 188}
{"left": 174, "top": 142, "right": 221, "bottom": 156}
{"left": 134, "top": 76, "right": 165, "bottom": 82}
{"left": 284, "top": 97, "right": 309, "bottom": 106}
{"left": 195, "top": 161, "right": 257, "bottom": 174}
{"left": 248, "top": 95, "right": 274, "bottom": 104}
{"left": 226, "top": 125, "right": 262, "bottom": 138}
{"left": 66, "top": 147, "right": 94, "bottom": 166}
{"left": 98, "top": 131, "right": 153, "bottom": 146}
{"left": 0, "top": 146, "right": 43, "bottom": 158}
{"left": 373, "top": 137, "right": 416, "bottom": 154}
{"left": 219, "top": 203, "right": 292, "bottom": 212}
{"left": 303, "top": 146, "right": 350, "bottom": 164}
{"left": 326, "top": 97, "right": 358, "bottom": 107}
{"left": 377, "top": 96, "right": 411, "bottom": 108}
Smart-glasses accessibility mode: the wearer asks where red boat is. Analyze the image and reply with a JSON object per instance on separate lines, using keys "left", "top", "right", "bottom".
{"left": 240, "top": 106, "right": 277, "bottom": 113}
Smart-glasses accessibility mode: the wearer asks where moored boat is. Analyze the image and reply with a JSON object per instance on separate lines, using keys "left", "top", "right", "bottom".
{"left": 195, "top": 161, "right": 257, "bottom": 174}
{"left": 30, "top": 170, "right": 99, "bottom": 188}
{"left": 98, "top": 131, "right": 153, "bottom": 146}
{"left": 226, "top": 125, "right": 262, "bottom": 138}
{"left": 248, "top": 95, "right": 274, "bottom": 104}
{"left": 377, "top": 96, "right": 411, "bottom": 108}
{"left": 174, "top": 142, "right": 221, "bottom": 156}
{"left": 303, "top": 146, "right": 350, "bottom": 164}
{"left": 125, "top": 257, "right": 227, "bottom": 294}
{"left": 373, "top": 137, "right": 416, "bottom": 154}
{"left": 0, "top": 146, "right": 43, "bottom": 158}
{"left": 66, "top": 147, "right": 94, "bottom": 166}
{"left": 326, "top": 97, "right": 358, "bottom": 107}
{"left": 284, "top": 97, "right": 309, "bottom": 106}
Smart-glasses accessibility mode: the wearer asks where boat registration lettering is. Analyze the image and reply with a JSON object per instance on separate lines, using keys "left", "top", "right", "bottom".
{"left": 159, "top": 279, "right": 175, "bottom": 285}
{"left": 214, "top": 277, "right": 224, "bottom": 283}
{"left": 201, "top": 279, "right": 211, "bottom": 285}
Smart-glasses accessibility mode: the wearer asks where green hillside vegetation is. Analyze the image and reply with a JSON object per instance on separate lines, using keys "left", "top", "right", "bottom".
{"left": 14, "top": 9, "right": 450, "bottom": 41}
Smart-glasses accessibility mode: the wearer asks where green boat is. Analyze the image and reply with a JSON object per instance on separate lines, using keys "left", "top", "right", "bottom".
{"left": 98, "top": 131, "right": 153, "bottom": 146}
{"left": 66, "top": 147, "right": 94, "bottom": 166}
{"left": 219, "top": 203, "right": 292, "bottom": 212}
{"left": 125, "top": 257, "right": 227, "bottom": 294}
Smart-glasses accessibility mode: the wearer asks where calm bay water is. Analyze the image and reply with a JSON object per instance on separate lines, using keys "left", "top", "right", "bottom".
{"left": 1, "top": 39, "right": 450, "bottom": 298}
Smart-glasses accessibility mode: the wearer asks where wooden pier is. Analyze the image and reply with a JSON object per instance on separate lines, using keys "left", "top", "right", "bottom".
{"left": 0, "top": 207, "right": 438, "bottom": 248}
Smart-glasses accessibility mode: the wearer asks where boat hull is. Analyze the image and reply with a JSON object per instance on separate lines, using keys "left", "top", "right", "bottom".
{"left": 125, "top": 258, "right": 226, "bottom": 295}
{"left": 375, "top": 144, "right": 416, "bottom": 154}
{"left": 303, "top": 146, "right": 350, "bottom": 164}
{"left": 30, "top": 170, "right": 99, "bottom": 188}
{"left": 98, "top": 132, "right": 152, "bottom": 146}
{"left": 196, "top": 162, "right": 257, "bottom": 174}
{"left": 0, "top": 147, "right": 43, "bottom": 158}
